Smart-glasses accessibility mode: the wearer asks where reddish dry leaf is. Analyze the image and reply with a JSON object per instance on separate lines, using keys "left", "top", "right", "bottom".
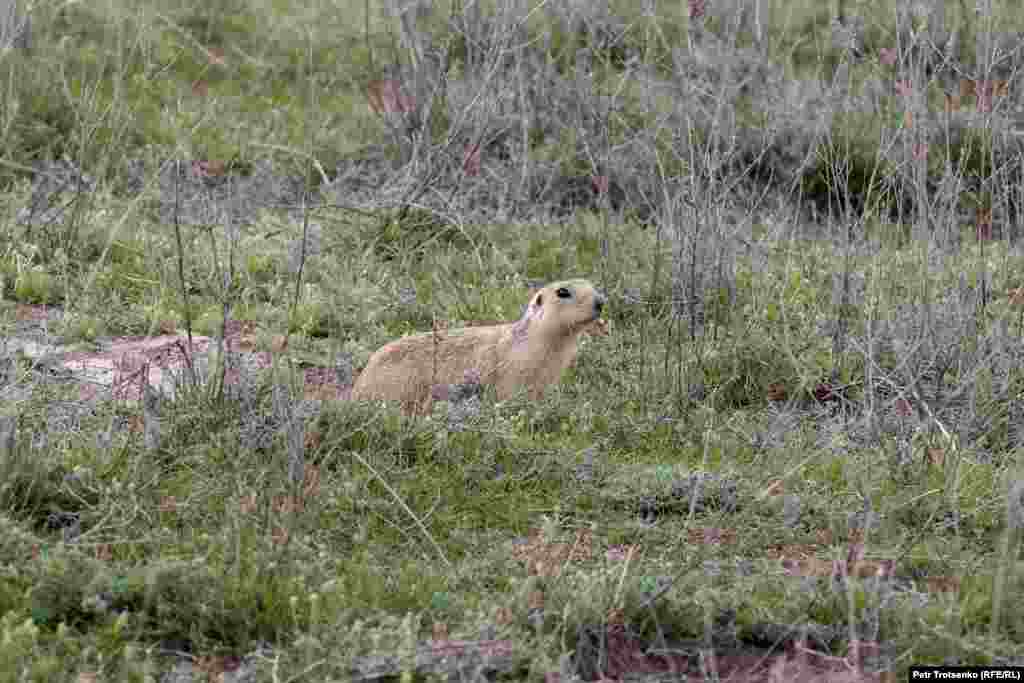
{"left": 239, "top": 495, "right": 258, "bottom": 515}
{"left": 846, "top": 560, "right": 893, "bottom": 579}
{"left": 602, "top": 623, "right": 689, "bottom": 678}
{"left": 367, "top": 79, "right": 416, "bottom": 115}
{"left": 273, "top": 494, "right": 304, "bottom": 515}
{"left": 926, "top": 575, "right": 961, "bottom": 593}
{"left": 781, "top": 556, "right": 834, "bottom": 577}
{"left": 430, "top": 383, "right": 451, "bottom": 401}
{"left": 605, "top": 544, "right": 637, "bottom": 562}
{"left": 844, "top": 541, "right": 865, "bottom": 567}
{"left": 304, "top": 429, "right": 322, "bottom": 451}
{"left": 976, "top": 209, "right": 993, "bottom": 240}
{"left": 208, "top": 47, "right": 226, "bottom": 66}
{"left": 787, "top": 552, "right": 897, "bottom": 581}
{"left": 197, "top": 655, "right": 241, "bottom": 676}
{"left": 125, "top": 414, "right": 144, "bottom": 434}
{"left": 573, "top": 528, "right": 594, "bottom": 558}
{"left": 813, "top": 383, "right": 837, "bottom": 402}
{"left": 767, "top": 543, "right": 818, "bottom": 560}
{"left": 191, "top": 160, "right": 225, "bottom": 177}
{"left": 233, "top": 334, "right": 257, "bottom": 352}
{"left": 303, "top": 365, "right": 348, "bottom": 401}
{"left": 462, "top": 143, "right": 481, "bottom": 176}
{"left": 894, "top": 398, "right": 913, "bottom": 417}
{"left": 79, "top": 384, "right": 100, "bottom": 402}
{"left": 976, "top": 79, "right": 1009, "bottom": 97}
{"left": 687, "top": 526, "right": 737, "bottom": 546}
{"left": 513, "top": 531, "right": 588, "bottom": 577}
{"left": 875, "top": 559, "right": 896, "bottom": 578}
{"left": 971, "top": 80, "right": 1007, "bottom": 112}
{"left": 494, "top": 606, "right": 513, "bottom": 625}
{"left": 303, "top": 466, "right": 321, "bottom": 498}
{"left": 15, "top": 303, "right": 51, "bottom": 321}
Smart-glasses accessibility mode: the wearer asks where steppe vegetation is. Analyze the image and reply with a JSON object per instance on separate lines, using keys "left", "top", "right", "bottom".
{"left": 2, "top": 0, "right": 1024, "bottom": 680}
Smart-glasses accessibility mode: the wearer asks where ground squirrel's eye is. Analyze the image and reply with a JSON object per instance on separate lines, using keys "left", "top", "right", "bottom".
{"left": 556, "top": 287, "right": 572, "bottom": 299}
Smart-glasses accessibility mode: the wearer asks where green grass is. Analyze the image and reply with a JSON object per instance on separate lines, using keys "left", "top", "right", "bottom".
{"left": 2, "top": 0, "right": 1024, "bottom": 680}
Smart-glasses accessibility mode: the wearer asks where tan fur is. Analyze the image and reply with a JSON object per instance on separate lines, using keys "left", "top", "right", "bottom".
{"left": 351, "top": 279, "right": 607, "bottom": 414}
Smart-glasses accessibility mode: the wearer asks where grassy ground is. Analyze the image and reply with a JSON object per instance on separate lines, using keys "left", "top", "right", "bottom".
{"left": 2, "top": 0, "right": 1024, "bottom": 680}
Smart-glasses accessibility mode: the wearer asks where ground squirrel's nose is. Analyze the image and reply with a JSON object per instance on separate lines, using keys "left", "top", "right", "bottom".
{"left": 594, "top": 293, "right": 606, "bottom": 314}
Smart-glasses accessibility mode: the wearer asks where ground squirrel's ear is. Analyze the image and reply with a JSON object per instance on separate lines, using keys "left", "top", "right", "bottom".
{"left": 535, "top": 293, "right": 543, "bottom": 306}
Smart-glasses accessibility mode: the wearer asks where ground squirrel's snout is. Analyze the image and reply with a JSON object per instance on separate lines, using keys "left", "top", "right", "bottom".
{"left": 594, "top": 293, "right": 606, "bottom": 316}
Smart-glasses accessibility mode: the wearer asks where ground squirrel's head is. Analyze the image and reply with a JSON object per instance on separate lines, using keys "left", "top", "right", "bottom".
{"left": 517, "top": 279, "right": 606, "bottom": 342}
